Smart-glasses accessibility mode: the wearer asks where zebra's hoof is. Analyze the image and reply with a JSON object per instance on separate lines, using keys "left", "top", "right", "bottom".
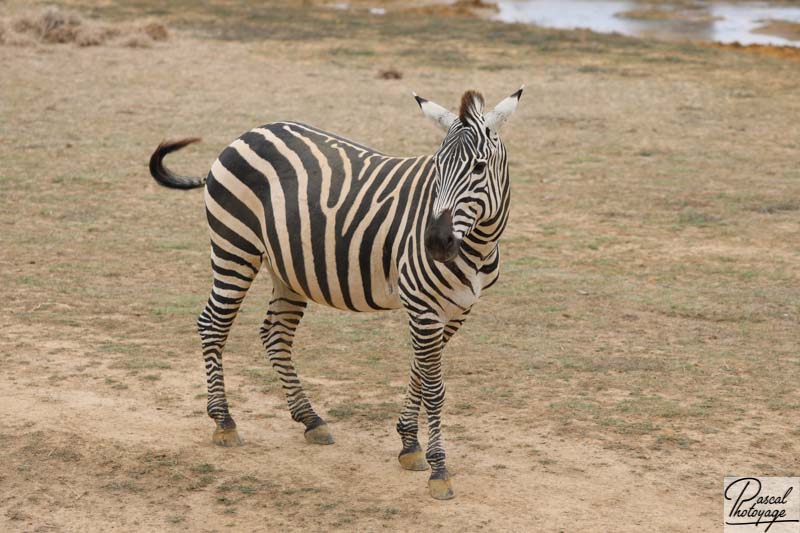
{"left": 398, "top": 446, "right": 429, "bottom": 471}
{"left": 428, "top": 471, "right": 455, "bottom": 500}
{"left": 212, "top": 427, "right": 244, "bottom": 447}
{"left": 304, "top": 423, "right": 334, "bottom": 445}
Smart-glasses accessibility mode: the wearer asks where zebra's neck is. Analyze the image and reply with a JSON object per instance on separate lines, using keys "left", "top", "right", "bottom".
{"left": 463, "top": 162, "right": 510, "bottom": 266}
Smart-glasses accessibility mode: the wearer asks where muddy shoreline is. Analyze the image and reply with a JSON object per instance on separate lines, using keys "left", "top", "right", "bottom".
{"left": 338, "top": 0, "right": 800, "bottom": 49}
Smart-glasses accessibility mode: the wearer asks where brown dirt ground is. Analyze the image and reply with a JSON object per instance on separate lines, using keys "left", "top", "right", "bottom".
{"left": 1, "top": 1, "right": 799, "bottom": 531}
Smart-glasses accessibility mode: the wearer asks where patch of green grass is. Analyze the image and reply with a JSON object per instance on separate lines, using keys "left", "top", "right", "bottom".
{"left": 382, "top": 507, "right": 400, "bottom": 520}
{"left": 540, "top": 224, "right": 558, "bottom": 236}
{"left": 662, "top": 303, "right": 764, "bottom": 323}
{"left": 766, "top": 397, "right": 800, "bottom": 413}
{"left": 217, "top": 475, "right": 274, "bottom": 497}
{"left": 98, "top": 342, "right": 139, "bottom": 354}
{"left": 328, "top": 405, "right": 355, "bottom": 419}
{"left": 554, "top": 354, "right": 683, "bottom": 374}
{"left": 452, "top": 402, "right": 474, "bottom": 414}
{"left": 577, "top": 64, "right": 603, "bottom": 73}
{"left": 192, "top": 463, "right": 219, "bottom": 475}
{"left": 640, "top": 54, "right": 689, "bottom": 64}
{"left": 477, "top": 63, "right": 514, "bottom": 71}
{"left": 138, "top": 452, "right": 180, "bottom": 469}
{"left": 150, "top": 293, "right": 205, "bottom": 317}
{"left": 748, "top": 200, "right": 799, "bottom": 214}
{"left": 158, "top": 242, "right": 193, "bottom": 250}
{"left": 654, "top": 433, "right": 697, "bottom": 449}
{"left": 216, "top": 495, "right": 236, "bottom": 506}
{"left": 598, "top": 418, "right": 658, "bottom": 435}
{"left": 329, "top": 47, "right": 375, "bottom": 57}
{"left": 241, "top": 367, "right": 271, "bottom": 380}
{"left": 318, "top": 501, "right": 340, "bottom": 511}
{"left": 110, "top": 357, "right": 172, "bottom": 371}
{"left": 218, "top": 483, "right": 256, "bottom": 495}
{"left": 677, "top": 209, "right": 720, "bottom": 227}
{"left": 188, "top": 475, "right": 216, "bottom": 491}
{"left": 615, "top": 395, "right": 688, "bottom": 419}
{"left": 549, "top": 398, "right": 600, "bottom": 416}
{"left": 568, "top": 155, "right": 606, "bottom": 165}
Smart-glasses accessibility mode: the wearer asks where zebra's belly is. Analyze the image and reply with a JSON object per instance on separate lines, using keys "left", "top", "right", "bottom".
{"left": 279, "top": 266, "right": 403, "bottom": 312}
{"left": 267, "top": 263, "right": 404, "bottom": 312}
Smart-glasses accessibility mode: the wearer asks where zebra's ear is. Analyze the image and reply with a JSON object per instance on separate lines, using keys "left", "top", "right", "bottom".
{"left": 484, "top": 85, "right": 524, "bottom": 133}
{"left": 412, "top": 92, "right": 456, "bottom": 132}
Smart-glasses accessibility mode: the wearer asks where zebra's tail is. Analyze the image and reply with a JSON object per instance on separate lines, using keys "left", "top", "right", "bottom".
{"left": 149, "top": 137, "right": 206, "bottom": 190}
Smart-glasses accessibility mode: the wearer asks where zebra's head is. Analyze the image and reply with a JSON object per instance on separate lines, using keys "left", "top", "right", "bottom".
{"left": 414, "top": 87, "right": 523, "bottom": 263}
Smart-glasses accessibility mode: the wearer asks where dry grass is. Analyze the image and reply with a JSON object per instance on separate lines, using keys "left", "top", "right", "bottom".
{"left": 0, "top": 5, "right": 168, "bottom": 47}
{"left": 1, "top": 0, "right": 799, "bottom": 531}
{"left": 711, "top": 40, "right": 800, "bottom": 60}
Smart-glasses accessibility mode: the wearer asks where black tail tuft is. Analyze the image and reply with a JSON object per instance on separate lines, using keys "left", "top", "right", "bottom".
{"left": 149, "top": 137, "right": 205, "bottom": 189}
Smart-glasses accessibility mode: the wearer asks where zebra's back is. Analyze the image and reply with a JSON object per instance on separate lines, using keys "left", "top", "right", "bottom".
{"left": 205, "top": 121, "right": 436, "bottom": 312}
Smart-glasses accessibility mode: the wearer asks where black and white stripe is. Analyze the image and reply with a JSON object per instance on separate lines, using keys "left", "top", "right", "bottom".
{"left": 149, "top": 87, "right": 523, "bottom": 499}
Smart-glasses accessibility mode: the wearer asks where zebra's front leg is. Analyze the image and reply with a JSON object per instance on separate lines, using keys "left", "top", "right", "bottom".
{"left": 260, "top": 275, "right": 333, "bottom": 445}
{"left": 397, "top": 356, "right": 427, "bottom": 471}
{"left": 406, "top": 314, "right": 454, "bottom": 499}
{"left": 397, "top": 310, "right": 470, "bottom": 473}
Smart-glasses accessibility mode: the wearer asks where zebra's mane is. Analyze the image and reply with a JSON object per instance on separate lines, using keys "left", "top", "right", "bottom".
{"left": 458, "top": 90, "right": 485, "bottom": 125}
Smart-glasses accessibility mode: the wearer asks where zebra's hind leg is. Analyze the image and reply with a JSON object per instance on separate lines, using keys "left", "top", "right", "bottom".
{"left": 198, "top": 251, "right": 262, "bottom": 447}
{"left": 261, "top": 274, "right": 333, "bottom": 445}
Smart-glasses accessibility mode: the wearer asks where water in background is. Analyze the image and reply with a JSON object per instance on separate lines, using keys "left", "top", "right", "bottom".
{"left": 494, "top": 0, "right": 800, "bottom": 46}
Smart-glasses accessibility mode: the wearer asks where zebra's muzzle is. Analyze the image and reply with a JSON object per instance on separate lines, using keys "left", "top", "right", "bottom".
{"left": 425, "top": 210, "right": 461, "bottom": 263}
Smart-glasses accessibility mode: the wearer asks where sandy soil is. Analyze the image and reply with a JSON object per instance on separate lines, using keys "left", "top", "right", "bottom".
{"left": 1, "top": 1, "right": 799, "bottom": 532}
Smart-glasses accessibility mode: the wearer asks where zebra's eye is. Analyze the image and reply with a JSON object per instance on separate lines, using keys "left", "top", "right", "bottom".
{"left": 473, "top": 161, "right": 487, "bottom": 175}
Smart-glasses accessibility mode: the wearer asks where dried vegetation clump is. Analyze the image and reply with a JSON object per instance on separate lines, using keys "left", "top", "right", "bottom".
{"left": 400, "top": 0, "right": 498, "bottom": 17}
{"left": 0, "top": 6, "right": 170, "bottom": 48}
{"left": 711, "top": 41, "right": 800, "bottom": 61}
{"left": 377, "top": 68, "right": 403, "bottom": 79}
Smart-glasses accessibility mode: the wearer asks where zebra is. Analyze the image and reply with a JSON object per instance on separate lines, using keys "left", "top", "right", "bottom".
{"left": 149, "top": 87, "right": 523, "bottom": 500}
